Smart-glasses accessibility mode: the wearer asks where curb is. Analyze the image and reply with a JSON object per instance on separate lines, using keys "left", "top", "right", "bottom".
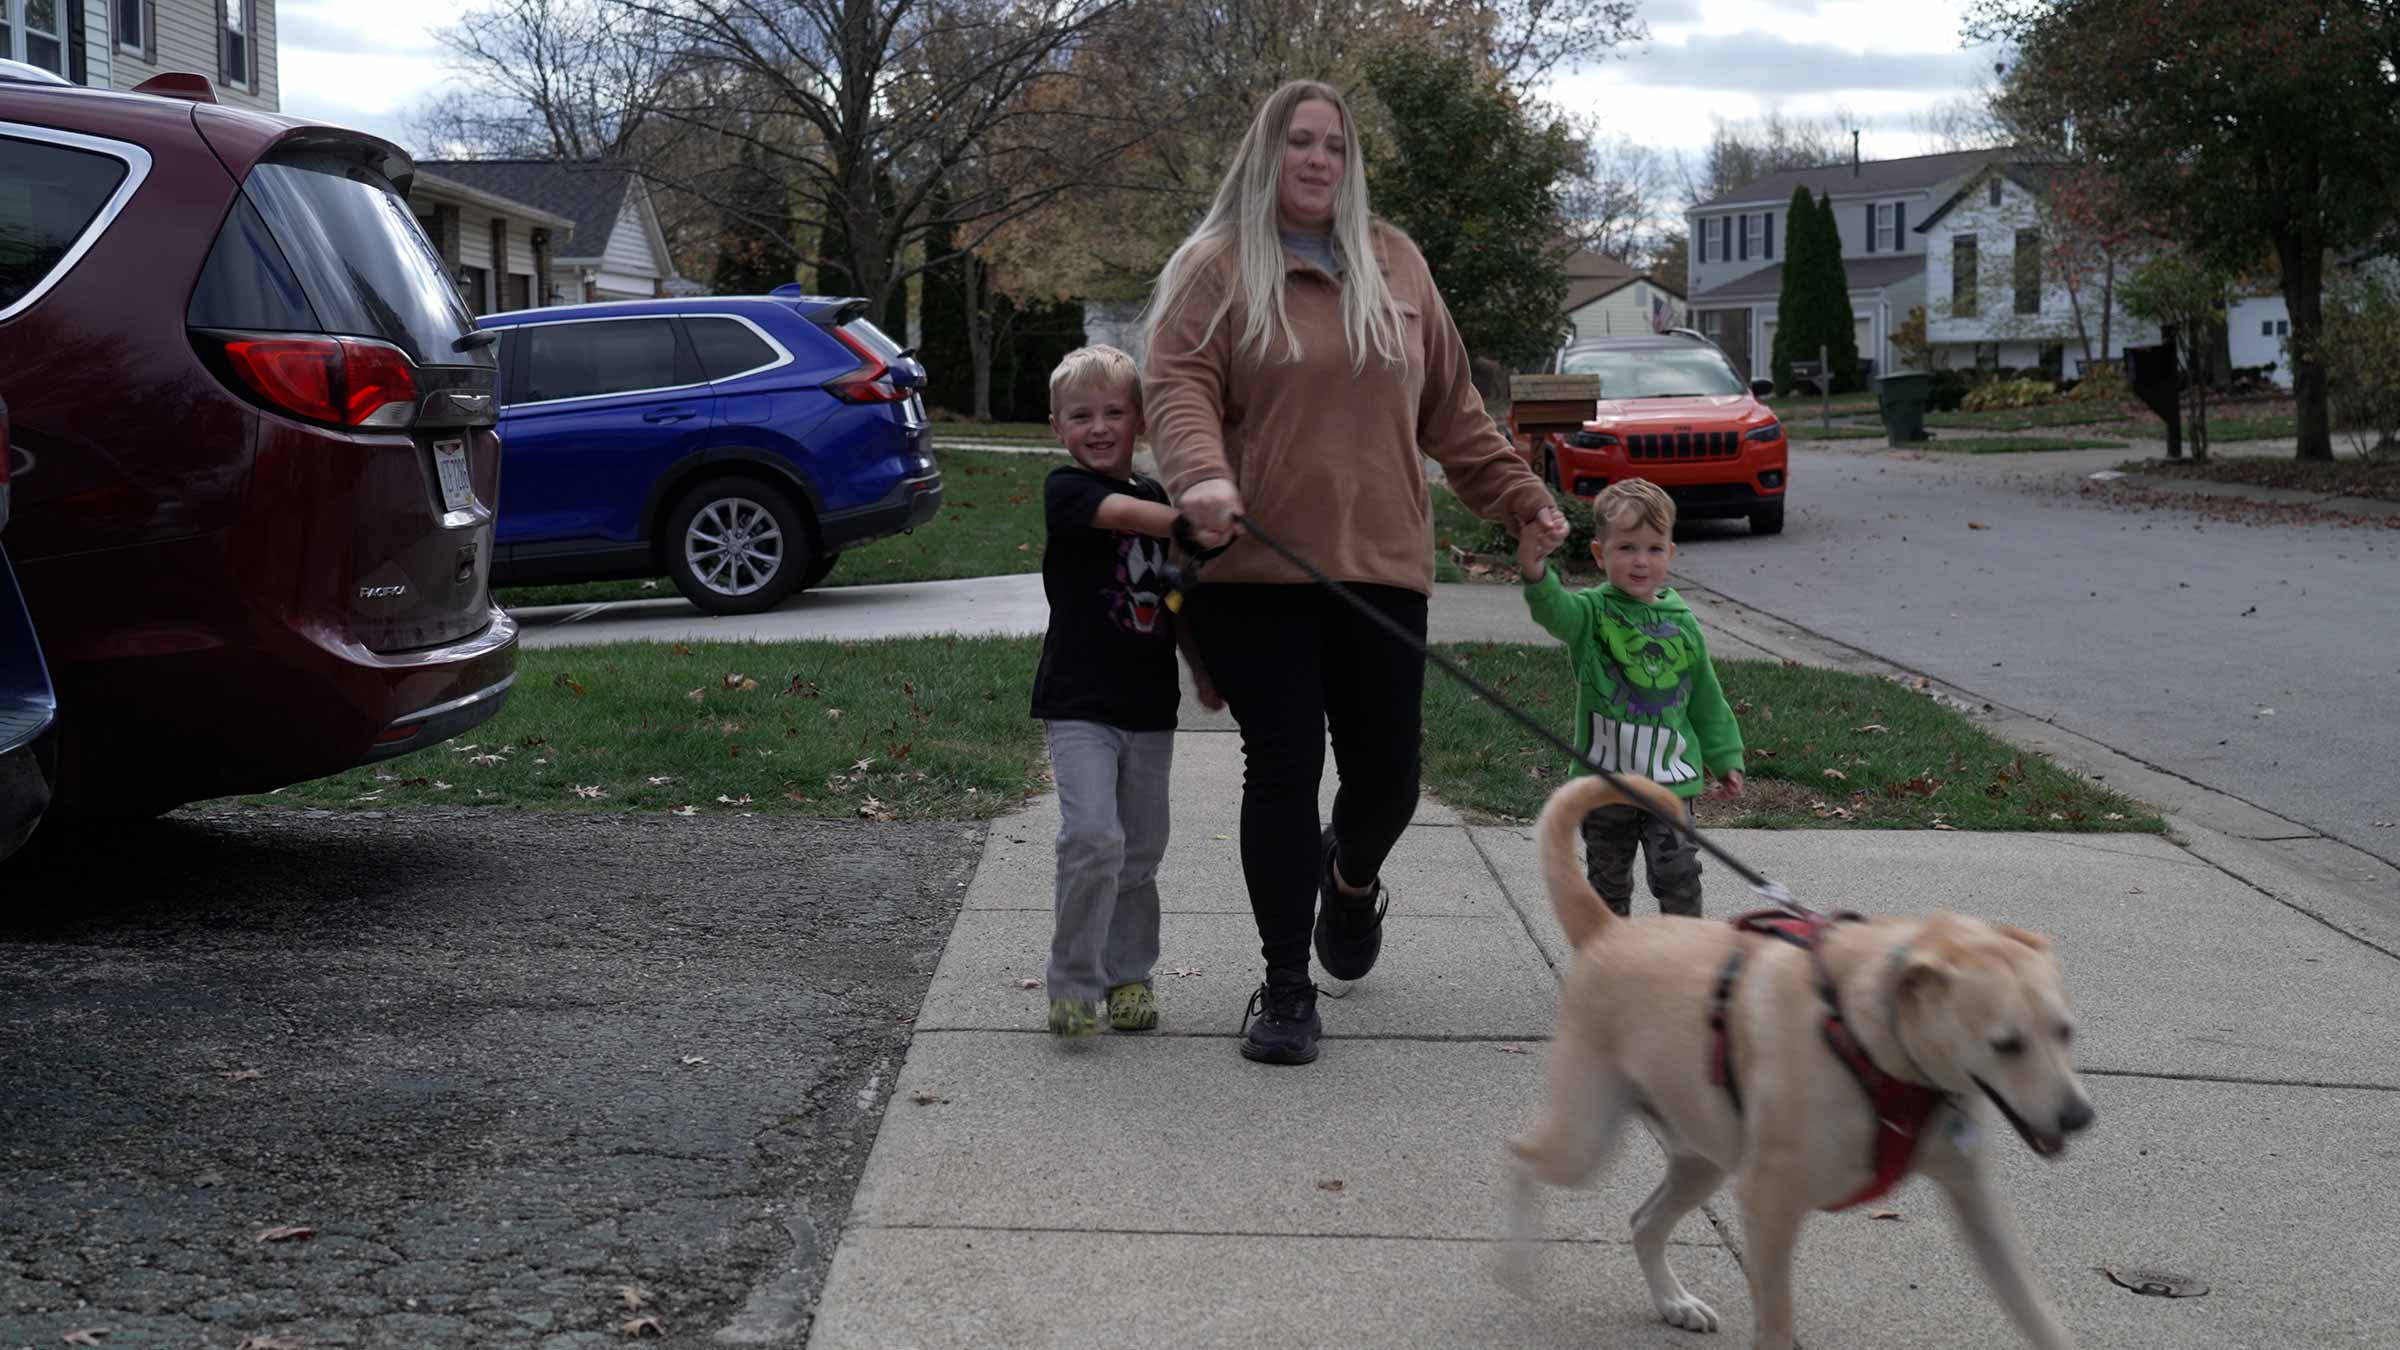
{"left": 1677, "top": 580, "right": 2400, "bottom": 958}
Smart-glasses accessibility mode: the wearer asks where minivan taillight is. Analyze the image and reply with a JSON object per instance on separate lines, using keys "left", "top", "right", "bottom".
{"left": 826, "top": 326, "right": 910, "bottom": 404}
{"left": 212, "top": 335, "right": 420, "bottom": 429}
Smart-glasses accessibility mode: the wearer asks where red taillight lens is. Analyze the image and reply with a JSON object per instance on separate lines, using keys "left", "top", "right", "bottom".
{"left": 218, "top": 335, "right": 419, "bottom": 428}
{"left": 826, "top": 325, "right": 910, "bottom": 404}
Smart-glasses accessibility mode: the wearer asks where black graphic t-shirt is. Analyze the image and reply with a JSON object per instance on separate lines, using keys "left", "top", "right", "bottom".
{"left": 1030, "top": 466, "right": 1179, "bottom": 731}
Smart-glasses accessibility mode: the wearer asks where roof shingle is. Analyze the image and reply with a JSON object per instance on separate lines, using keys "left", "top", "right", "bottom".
{"left": 414, "top": 160, "right": 637, "bottom": 258}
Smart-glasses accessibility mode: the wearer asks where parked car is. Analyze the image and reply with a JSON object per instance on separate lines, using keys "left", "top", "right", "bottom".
{"left": 477, "top": 288, "right": 941, "bottom": 615}
{"left": 0, "top": 393, "right": 58, "bottom": 861}
{"left": 0, "top": 69, "right": 517, "bottom": 823}
{"left": 1511, "top": 333, "right": 1790, "bottom": 535}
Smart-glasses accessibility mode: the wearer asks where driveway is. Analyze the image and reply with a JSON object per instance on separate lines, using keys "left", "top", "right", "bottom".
{"left": 0, "top": 810, "right": 979, "bottom": 1349}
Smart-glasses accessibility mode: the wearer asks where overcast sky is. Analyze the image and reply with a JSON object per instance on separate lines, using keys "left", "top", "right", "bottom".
{"left": 279, "top": 0, "right": 2002, "bottom": 167}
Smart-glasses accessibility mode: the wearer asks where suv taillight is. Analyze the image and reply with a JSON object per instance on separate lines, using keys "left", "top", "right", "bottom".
{"left": 826, "top": 326, "right": 910, "bottom": 404}
{"left": 207, "top": 334, "right": 420, "bottom": 429}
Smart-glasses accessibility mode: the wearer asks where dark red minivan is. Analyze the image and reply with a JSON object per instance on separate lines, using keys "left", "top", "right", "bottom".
{"left": 0, "top": 71, "right": 516, "bottom": 822}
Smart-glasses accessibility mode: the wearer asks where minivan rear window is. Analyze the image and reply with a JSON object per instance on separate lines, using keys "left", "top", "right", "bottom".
{"left": 0, "top": 134, "right": 130, "bottom": 319}
{"left": 239, "top": 150, "right": 487, "bottom": 368}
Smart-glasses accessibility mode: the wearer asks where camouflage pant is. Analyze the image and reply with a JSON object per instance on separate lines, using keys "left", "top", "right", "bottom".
{"left": 1580, "top": 800, "right": 1702, "bottom": 918}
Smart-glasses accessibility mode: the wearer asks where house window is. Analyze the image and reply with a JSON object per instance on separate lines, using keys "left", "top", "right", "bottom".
{"left": 2014, "top": 228, "right": 2042, "bottom": 315}
{"left": 1988, "top": 179, "right": 2003, "bottom": 207}
{"left": 2277, "top": 319, "right": 2290, "bottom": 336}
{"left": 1875, "top": 203, "right": 1899, "bottom": 252}
{"left": 221, "top": 0, "right": 256, "bottom": 90}
{"left": 116, "top": 0, "right": 145, "bottom": 53}
{"left": 2261, "top": 320, "right": 2274, "bottom": 337}
{"left": 2, "top": 0, "right": 68, "bottom": 76}
{"left": 1953, "top": 234, "right": 1979, "bottom": 317}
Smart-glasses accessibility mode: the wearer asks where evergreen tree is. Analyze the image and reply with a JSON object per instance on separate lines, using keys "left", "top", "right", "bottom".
{"left": 1771, "top": 185, "right": 1817, "bottom": 392}
{"left": 1818, "top": 192, "right": 1863, "bottom": 391}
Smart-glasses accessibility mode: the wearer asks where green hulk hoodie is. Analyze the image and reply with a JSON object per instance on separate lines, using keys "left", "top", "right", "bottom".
{"left": 1522, "top": 570, "right": 1744, "bottom": 798}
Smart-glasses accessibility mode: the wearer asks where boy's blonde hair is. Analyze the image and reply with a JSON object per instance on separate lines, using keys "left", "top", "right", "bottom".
{"left": 1593, "top": 479, "right": 1676, "bottom": 537}
{"left": 1048, "top": 344, "right": 1142, "bottom": 414}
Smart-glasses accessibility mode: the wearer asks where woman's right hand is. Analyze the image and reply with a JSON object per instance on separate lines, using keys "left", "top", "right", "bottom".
{"left": 1179, "top": 478, "right": 1246, "bottom": 549}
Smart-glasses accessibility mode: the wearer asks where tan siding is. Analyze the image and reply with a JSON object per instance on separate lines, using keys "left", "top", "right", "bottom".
{"left": 112, "top": 1, "right": 274, "bottom": 111}
{"left": 602, "top": 191, "right": 657, "bottom": 279}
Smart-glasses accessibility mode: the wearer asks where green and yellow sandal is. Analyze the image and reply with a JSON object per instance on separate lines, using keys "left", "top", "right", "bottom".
{"left": 1107, "top": 981, "right": 1159, "bottom": 1032}
{"left": 1048, "top": 996, "right": 1101, "bottom": 1038}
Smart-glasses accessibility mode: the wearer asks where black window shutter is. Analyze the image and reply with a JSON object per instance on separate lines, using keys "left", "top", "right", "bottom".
{"left": 1738, "top": 215, "right": 1749, "bottom": 262}
{"left": 1764, "top": 212, "right": 1774, "bottom": 259}
{"left": 1895, "top": 202, "right": 1907, "bottom": 250}
{"left": 1698, "top": 219, "right": 1710, "bottom": 264}
{"left": 68, "top": 2, "right": 87, "bottom": 85}
{"left": 1864, "top": 204, "right": 1877, "bottom": 253}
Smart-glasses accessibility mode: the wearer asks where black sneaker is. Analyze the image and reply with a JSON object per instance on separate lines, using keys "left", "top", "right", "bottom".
{"left": 1312, "top": 826, "right": 1389, "bottom": 981}
{"left": 1239, "top": 976, "right": 1321, "bottom": 1065}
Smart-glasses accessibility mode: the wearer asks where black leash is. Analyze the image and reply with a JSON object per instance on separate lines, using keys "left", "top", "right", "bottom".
{"left": 1171, "top": 511, "right": 1803, "bottom": 915}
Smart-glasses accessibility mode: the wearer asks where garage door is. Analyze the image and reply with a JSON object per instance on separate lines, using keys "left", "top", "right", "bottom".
{"left": 1855, "top": 316, "right": 1876, "bottom": 375}
{"left": 1757, "top": 318, "right": 1777, "bottom": 379}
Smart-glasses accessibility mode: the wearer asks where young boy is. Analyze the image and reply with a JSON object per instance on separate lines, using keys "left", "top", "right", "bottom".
{"left": 1517, "top": 478, "right": 1744, "bottom": 917}
{"left": 1031, "top": 345, "right": 1219, "bottom": 1037}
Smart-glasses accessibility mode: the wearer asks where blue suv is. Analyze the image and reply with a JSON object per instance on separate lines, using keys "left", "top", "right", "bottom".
{"left": 479, "top": 289, "right": 940, "bottom": 614}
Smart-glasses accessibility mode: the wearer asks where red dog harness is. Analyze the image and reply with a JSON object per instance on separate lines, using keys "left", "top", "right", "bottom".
{"left": 1708, "top": 909, "right": 1952, "bottom": 1211}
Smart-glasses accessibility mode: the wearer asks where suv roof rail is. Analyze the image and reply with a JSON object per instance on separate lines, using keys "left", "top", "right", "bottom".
{"left": 0, "top": 57, "right": 71, "bottom": 86}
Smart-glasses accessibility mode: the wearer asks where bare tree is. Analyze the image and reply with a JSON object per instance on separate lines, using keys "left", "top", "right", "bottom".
{"left": 1559, "top": 126, "right": 1667, "bottom": 261}
{"left": 407, "top": 0, "right": 675, "bottom": 159}
{"left": 1472, "top": 0, "right": 1647, "bottom": 93}
{"left": 1681, "top": 108, "right": 1853, "bottom": 207}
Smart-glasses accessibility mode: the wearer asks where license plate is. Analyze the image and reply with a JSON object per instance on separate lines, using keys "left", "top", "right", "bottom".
{"left": 432, "top": 439, "right": 474, "bottom": 512}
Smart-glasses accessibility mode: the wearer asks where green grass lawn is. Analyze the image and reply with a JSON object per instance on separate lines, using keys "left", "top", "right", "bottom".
{"left": 1419, "top": 645, "right": 2162, "bottom": 831}
{"left": 2198, "top": 414, "right": 2298, "bottom": 442}
{"left": 1923, "top": 403, "right": 2142, "bottom": 432}
{"left": 227, "top": 639, "right": 2159, "bottom": 834}
{"left": 1903, "top": 435, "right": 2133, "bottom": 454}
{"left": 1766, "top": 390, "right": 1883, "bottom": 416}
{"left": 496, "top": 448, "right": 1065, "bottom": 610}
{"left": 1781, "top": 422, "right": 1889, "bottom": 441}
{"left": 240, "top": 639, "right": 1048, "bottom": 820}
{"left": 929, "top": 419, "right": 1052, "bottom": 442}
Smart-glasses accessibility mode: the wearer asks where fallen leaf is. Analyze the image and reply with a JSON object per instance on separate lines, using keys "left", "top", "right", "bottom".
{"left": 1211, "top": 833, "right": 1230, "bottom": 841}
{"left": 1854, "top": 723, "right": 1889, "bottom": 734}
{"left": 1867, "top": 1209, "right": 1904, "bottom": 1221}
{"left": 468, "top": 753, "right": 504, "bottom": 767}
{"left": 858, "top": 795, "right": 894, "bottom": 822}
{"left": 1316, "top": 1179, "right": 1345, "bottom": 1193}
{"left": 621, "top": 1314, "right": 667, "bottom": 1338}
{"left": 618, "top": 1285, "right": 653, "bottom": 1312}
{"left": 716, "top": 794, "right": 755, "bottom": 807}
{"left": 640, "top": 580, "right": 661, "bottom": 590}
{"left": 2103, "top": 812, "right": 2126, "bottom": 821}
{"left": 671, "top": 805, "right": 698, "bottom": 817}
{"left": 572, "top": 784, "right": 609, "bottom": 800}
{"left": 851, "top": 757, "right": 875, "bottom": 773}
{"left": 1016, "top": 542, "right": 1030, "bottom": 552}
{"left": 1495, "top": 1045, "right": 1528, "bottom": 1055}
{"left": 648, "top": 775, "right": 677, "bottom": 786}
{"left": 1166, "top": 966, "right": 1204, "bottom": 978}
{"left": 1014, "top": 978, "right": 1041, "bottom": 990}
{"left": 256, "top": 1225, "right": 316, "bottom": 1243}
{"left": 2128, "top": 886, "right": 2146, "bottom": 894}
{"left": 1968, "top": 521, "right": 1989, "bottom": 530}
{"left": 723, "top": 672, "right": 759, "bottom": 692}
{"left": 2255, "top": 707, "right": 2276, "bottom": 717}
{"left": 1821, "top": 768, "right": 1848, "bottom": 781}
{"left": 555, "top": 674, "right": 587, "bottom": 697}
{"left": 1932, "top": 823, "right": 1957, "bottom": 831}
{"left": 783, "top": 791, "right": 811, "bottom": 803}
{"left": 2048, "top": 812, "right": 2066, "bottom": 821}
{"left": 680, "top": 1056, "right": 708, "bottom": 1067}
{"left": 686, "top": 687, "right": 707, "bottom": 703}
{"left": 432, "top": 781, "right": 453, "bottom": 791}
{"left": 236, "top": 1337, "right": 303, "bottom": 1350}
{"left": 909, "top": 1090, "right": 949, "bottom": 1106}
{"left": 672, "top": 642, "right": 693, "bottom": 656}
{"left": 825, "top": 708, "right": 845, "bottom": 721}
{"left": 222, "top": 1068, "right": 265, "bottom": 1082}
{"left": 63, "top": 1330, "right": 108, "bottom": 1347}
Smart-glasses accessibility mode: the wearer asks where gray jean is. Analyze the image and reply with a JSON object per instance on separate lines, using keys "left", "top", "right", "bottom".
{"left": 1581, "top": 798, "right": 1702, "bottom": 917}
{"left": 1044, "top": 720, "right": 1173, "bottom": 1001}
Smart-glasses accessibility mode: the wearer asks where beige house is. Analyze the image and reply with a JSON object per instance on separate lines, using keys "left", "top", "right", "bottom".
{"left": 416, "top": 161, "right": 688, "bottom": 304}
{"left": 406, "top": 171, "right": 578, "bottom": 318}
{"left": 30, "top": 1, "right": 279, "bottom": 112}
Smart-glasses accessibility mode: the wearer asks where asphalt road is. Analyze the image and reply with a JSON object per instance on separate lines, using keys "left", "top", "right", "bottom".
{"left": 1665, "top": 447, "right": 2400, "bottom": 864}
{"left": 0, "top": 809, "right": 981, "bottom": 1349}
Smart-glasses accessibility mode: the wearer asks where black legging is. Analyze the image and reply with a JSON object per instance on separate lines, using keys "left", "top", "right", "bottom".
{"left": 1186, "top": 581, "right": 1427, "bottom": 975}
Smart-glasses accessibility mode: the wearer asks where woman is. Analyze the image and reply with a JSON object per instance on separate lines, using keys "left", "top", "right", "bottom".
{"left": 1141, "top": 79, "right": 1565, "bottom": 1065}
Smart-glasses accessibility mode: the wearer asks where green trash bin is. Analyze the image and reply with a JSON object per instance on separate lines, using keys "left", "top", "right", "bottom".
{"left": 1877, "top": 371, "right": 1932, "bottom": 447}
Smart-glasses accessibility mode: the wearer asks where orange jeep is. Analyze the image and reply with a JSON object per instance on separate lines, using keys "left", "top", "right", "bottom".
{"left": 1510, "top": 334, "right": 1789, "bottom": 535}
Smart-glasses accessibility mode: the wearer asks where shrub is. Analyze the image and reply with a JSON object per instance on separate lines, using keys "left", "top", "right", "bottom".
{"left": 2065, "top": 361, "right": 2130, "bottom": 403}
{"left": 1961, "top": 378, "right": 2059, "bottom": 412}
{"left": 2319, "top": 269, "right": 2400, "bottom": 453}
{"left": 1928, "top": 368, "right": 1971, "bottom": 411}
{"left": 1476, "top": 483, "right": 1599, "bottom": 561}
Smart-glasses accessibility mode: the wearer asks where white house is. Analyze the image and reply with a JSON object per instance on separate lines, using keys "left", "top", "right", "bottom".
{"left": 1913, "top": 162, "right": 2158, "bottom": 379}
{"left": 406, "top": 172, "right": 579, "bottom": 318}
{"left": 28, "top": 0, "right": 278, "bottom": 112}
{"left": 1687, "top": 147, "right": 2009, "bottom": 382}
{"left": 418, "top": 160, "right": 691, "bottom": 305}
{"left": 2224, "top": 250, "right": 2396, "bottom": 389}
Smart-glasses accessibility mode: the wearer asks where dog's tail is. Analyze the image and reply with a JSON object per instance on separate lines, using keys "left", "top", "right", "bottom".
{"left": 1538, "top": 772, "right": 1691, "bottom": 951}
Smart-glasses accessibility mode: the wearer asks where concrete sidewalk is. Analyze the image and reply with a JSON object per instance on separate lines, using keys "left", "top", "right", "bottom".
{"left": 803, "top": 723, "right": 2400, "bottom": 1348}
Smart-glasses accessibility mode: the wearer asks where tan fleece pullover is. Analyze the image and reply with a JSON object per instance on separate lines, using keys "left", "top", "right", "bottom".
{"left": 1143, "top": 222, "right": 1554, "bottom": 594}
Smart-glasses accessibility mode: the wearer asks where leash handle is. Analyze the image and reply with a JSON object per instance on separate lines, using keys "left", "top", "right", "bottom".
{"left": 1224, "top": 510, "right": 1804, "bottom": 912}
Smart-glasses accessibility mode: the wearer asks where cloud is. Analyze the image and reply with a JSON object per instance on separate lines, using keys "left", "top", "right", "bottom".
{"left": 1621, "top": 31, "right": 1986, "bottom": 94}
{"left": 278, "top": 1, "right": 447, "bottom": 57}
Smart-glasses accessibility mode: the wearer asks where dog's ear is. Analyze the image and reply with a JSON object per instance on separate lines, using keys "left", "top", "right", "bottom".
{"left": 1993, "top": 923, "right": 2052, "bottom": 951}
{"left": 1897, "top": 952, "right": 1953, "bottom": 1001}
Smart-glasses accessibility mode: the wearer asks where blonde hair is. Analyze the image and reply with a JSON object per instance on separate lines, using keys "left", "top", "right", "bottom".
{"left": 1594, "top": 479, "right": 1677, "bottom": 537}
{"left": 1049, "top": 344, "right": 1142, "bottom": 413}
{"left": 1138, "top": 79, "right": 1410, "bottom": 373}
